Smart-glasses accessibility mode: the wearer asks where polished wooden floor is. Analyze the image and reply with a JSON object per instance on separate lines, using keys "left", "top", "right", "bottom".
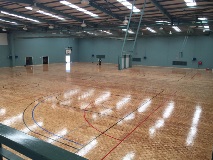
{"left": 0, "top": 63, "right": 212, "bottom": 160}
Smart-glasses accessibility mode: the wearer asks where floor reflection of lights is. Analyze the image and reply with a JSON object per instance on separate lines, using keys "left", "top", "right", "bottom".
{"left": 186, "top": 106, "right": 202, "bottom": 146}
{"left": 138, "top": 98, "right": 151, "bottom": 113}
{"left": 47, "top": 128, "right": 68, "bottom": 144}
{"left": 94, "top": 92, "right": 111, "bottom": 105}
{"left": 63, "top": 89, "right": 79, "bottom": 99}
{"left": 1, "top": 113, "right": 22, "bottom": 126}
{"left": 122, "top": 152, "right": 135, "bottom": 160}
{"left": 118, "top": 113, "right": 135, "bottom": 125}
{"left": 76, "top": 139, "right": 98, "bottom": 157}
{"left": 116, "top": 95, "right": 131, "bottom": 110}
{"left": 78, "top": 89, "right": 95, "bottom": 100}
{"left": 0, "top": 108, "right": 6, "bottom": 116}
{"left": 21, "top": 122, "right": 43, "bottom": 133}
{"left": 149, "top": 101, "right": 174, "bottom": 138}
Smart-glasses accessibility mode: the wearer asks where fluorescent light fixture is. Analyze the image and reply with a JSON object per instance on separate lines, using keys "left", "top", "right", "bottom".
{"left": 60, "top": 1, "right": 98, "bottom": 17}
{"left": 204, "top": 26, "right": 209, "bottom": 29}
{"left": 0, "top": 18, "right": 18, "bottom": 25}
{"left": 156, "top": 20, "right": 170, "bottom": 23}
{"left": 172, "top": 26, "right": 181, "bottom": 32}
{"left": 25, "top": 7, "right": 65, "bottom": 21}
{"left": 1, "top": 11, "right": 40, "bottom": 23}
{"left": 146, "top": 27, "right": 156, "bottom": 33}
{"left": 122, "top": 28, "right": 134, "bottom": 34}
{"left": 184, "top": 0, "right": 196, "bottom": 7}
{"left": 116, "top": 0, "right": 140, "bottom": 13}
{"left": 100, "top": 30, "right": 113, "bottom": 35}
{"left": 198, "top": 17, "right": 207, "bottom": 21}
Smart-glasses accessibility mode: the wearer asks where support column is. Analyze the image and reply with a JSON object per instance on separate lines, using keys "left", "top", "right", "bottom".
{"left": 8, "top": 32, "right": 15, "bottom": 67}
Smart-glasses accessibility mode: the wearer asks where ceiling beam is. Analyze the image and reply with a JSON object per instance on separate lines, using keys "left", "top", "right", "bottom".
{"left": 0, "top": 7, "right": 74, "bottom": 30}
{"left": 0, "top": 0, "right": 33, "bottom": 5}
{"left": 149, "top": 0, "right": 172, "bottom": 21}
{"left": 36, "top": 4, "right": 96, "bottom": 27}
{"left": 89, "top": 0, "right": 123, "bottom": 21}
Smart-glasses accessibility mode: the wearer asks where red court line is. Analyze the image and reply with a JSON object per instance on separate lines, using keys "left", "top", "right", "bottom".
{"left": 83, "top": 103, "right": 122, "bottom": 141}
{"left": 101, "top": 91, "right": 177, "bottom": 160}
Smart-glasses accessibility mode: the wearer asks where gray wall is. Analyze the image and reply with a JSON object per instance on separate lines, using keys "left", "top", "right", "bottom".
{"left": 78, "top": 36, "right": 213, "bottom": 69}
{"left": 12, "top": 33, "right": 79, "bottom": 66}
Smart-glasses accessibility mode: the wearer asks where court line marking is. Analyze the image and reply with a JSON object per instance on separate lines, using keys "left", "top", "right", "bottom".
{"left": 77, "top": 89, "right": 164, "bottom": 153}
{"left": 32, "top": 97, "right": 84, "bottom": 146}
{"left": 22, "top": 96, "right": 80, "bottom": 150}
{"left": 101, "top": 91, "right": 177, "bottom": 159}
{"left": 84, "top": 104, "right": 122, "bottom": 141}
{"left": 101, "top": 68, "right": 196, "bottom": 159}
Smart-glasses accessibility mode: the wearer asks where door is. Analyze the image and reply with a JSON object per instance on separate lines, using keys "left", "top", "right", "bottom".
{"left": 43, "top": 56, "right": 49, "bottom": 64}
{"left": 26, "top": 57, "right": 33, "bottom": 65}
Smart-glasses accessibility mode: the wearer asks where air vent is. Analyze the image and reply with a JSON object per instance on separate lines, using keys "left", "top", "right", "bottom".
{"left": 172, "top": 61, "right": 187, "bottom": 66}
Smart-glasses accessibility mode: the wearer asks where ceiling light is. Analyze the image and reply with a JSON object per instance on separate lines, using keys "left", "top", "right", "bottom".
{"left": 204, "top": 26, "right": 209, "bottom": 29}
{"left": 159, "top": 27, "right": 163, "bottom": 30}
{"left": 123, "top": 16, "right": 128, "bottom": 25}
{"left": 116, "top": 0, "right": 140, "bottom": 13}
{"left": 0, "top": 18, "right": 18, "bottom": 25}
{"left": 25, "top": 7, "right": 65, "bottom": 21}
{"left": 146, "top": 27, "right": 156, "bottom": 33}
{"left": 198, "top": 17, "right": 207, "bottom": 21}
{"left": 60, "top": 1, "right": 98, "bottom": 17}
{"left": 1, "top": 11, "right": 40, "bottom": 23}
{"left": 122, "top": 29, "right": 134, "bottom": 34}
{"left": 156, "top": 20, "right": 170, "bottom": 24}
{"left": 100, "top": 30, "right": 112, "bottom": 35}
{"left": 203, "top": 29, "right": 205, "bottom": 32}
{"left": 81, "top": 0, "right": 89, "bottom": 5}
{"left": 28, "top": 3, "right": 40, "bottom": 12}
{"left": 2, "top": 28, "right": 7, "bottom": 31}
{"left": 49, "top": 25, "right": 54, "bottom": 29}
{"left": 169, "top": 31, "right": 172, "bottom": 34}
{"left": 172, "top": 26, "right": 181, "bottom": 32}
{"left": 184, "top": 0, "right": 196, "bottom": 7}
{"left": 23, "top": 26, "right": 27, "bottom": 30}
{"left": 81, "top": 20, "right": 87, "bottom": 27}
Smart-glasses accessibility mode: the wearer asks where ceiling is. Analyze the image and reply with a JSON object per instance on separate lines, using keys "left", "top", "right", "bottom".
{"left": 0, "top": 0, "right": 212, "bottom": 37}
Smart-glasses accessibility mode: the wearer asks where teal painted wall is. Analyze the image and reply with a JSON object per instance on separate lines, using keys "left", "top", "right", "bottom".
{"left": 78, "top": 36, "right": 213, "bottom": 69}
{"left": 1, "top": 33, "right": 212, "bottom": 69}
{"left": 10, "top": 33, "right": 79, "bottom": 66}
{"left": 0, "top": 45, "right": 10, "bottom": 67}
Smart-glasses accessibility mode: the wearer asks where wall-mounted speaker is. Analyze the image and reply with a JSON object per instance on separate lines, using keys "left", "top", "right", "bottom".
{"left": 192, "top": 58, "right": 197, "bottom": 61}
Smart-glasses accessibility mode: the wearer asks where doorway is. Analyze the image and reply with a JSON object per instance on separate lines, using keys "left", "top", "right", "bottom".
{"left": 43, "top": 56, "right": 49, "bottom": 64}
{"left": 25, "top": 57, "right": 33, "bottom": 65}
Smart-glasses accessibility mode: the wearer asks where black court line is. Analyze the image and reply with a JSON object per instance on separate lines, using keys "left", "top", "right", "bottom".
{"left": 76, "top": 89, "right": 164, "bottom": 153}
